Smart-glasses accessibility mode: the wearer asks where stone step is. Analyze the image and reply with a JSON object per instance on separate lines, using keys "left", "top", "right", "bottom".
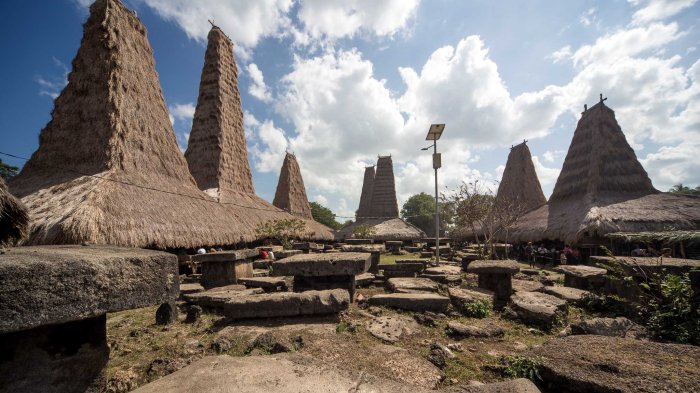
{"left": 368, "top": 293, "right": 450, "bottom": 313}
{"left": 541, "top": 285, "right": 590, "bottom": 303}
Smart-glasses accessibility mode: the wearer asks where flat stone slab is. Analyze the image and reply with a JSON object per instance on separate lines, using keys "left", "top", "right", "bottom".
{"left": 0, "top": 245, "right": 178, "bottom": 334}
{"left": 542, "top": 286, "right": 590, "bottom": 303}
{"left": 271, "top": 252, "right": 370, "bottom": 276}
{"left": 366, "top": 315, "right": 419, "bottom": 343}
{"left": 512, "top": 279, "right": 544, "bottom": 293}
{"left": 223, "top": 289, "right": 350, "bottom": 320}
{"left": 132, "top": 354, "right": 430, "bottom": 393}
{"left": 570, "top": 317, "right": 646, "bottom": 339}
{"left": 341, "top": 244, "right": 386, "bottom": 252}
{"left": 183, "top": 285, "right": 264, "bottom": 308}
{"left": 510, "top": 291, "right": 567, "bottom": 329}
{"left": 368, "top": 293, "right": 450, "bottom": 312}
{"left": 192, "top": 249, "right": 258, "bottom": 263}
{"left": 446, "top": 322, "right": 504, "bottom": 339}
{"left": 239, "top": 277, "right": 287, "bottom": 290}
{"left": 446, "top": 378, "right": 541, "bottom": 393}
{"left": 345, "top": 238, "right": 373, "bottom": 245}
{"left": 355, "top": 272, "right": 375, "bottom": 287}
{"left": 467, "top": 260, "right": 520, "bottom": 274}
{"left": 387, "top": 278, "right": 439, "bottom": 293}
{"left": 425, "top": 265, "right": 461, "bottom": 275}
{"left": 532, "top": 335, "right": 700, "bottom": 393}
{"left": 385, "top": 241, "right": 403, "bottom": 247}
{"left": 275, "top": 249, "right": 303, "bottom": 259}
{"left": 448, "top": 287, "right": 493, "bottom": 310}
{"left": 380, "top": 263, "right": 424, "bottom": 272}
{"left": 180, "top": 283, "right": 204, "bottom": 295}
{"left": 558, "top": 265, "right": 607, "bottom": 278}
{"left": 396, "top": 258, "right": 431, "bottom": 265}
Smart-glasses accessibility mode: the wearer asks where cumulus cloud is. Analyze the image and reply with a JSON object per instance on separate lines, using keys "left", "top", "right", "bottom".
{"left": 296, "top": 0, "right": 420, "bottom": 42}
{"left": 246, "top": 63, "right": 273, "bottom": 102}
{"left": 248, "top": 119, "right": 289, "bottom": 173}
{"left": 640, "top": 144, "right": 700, "bottom": 190}
{"left": 169, "top": 102, "right": 196, "bottom": 122}
{"left": 531, "top": 155, "right": 562, "bottom": 191}
{"left": 629, "top": 0, "right": 698, "bottom": 25}
{"left": 168, "top": 102, "right": 196, "bottom": 151}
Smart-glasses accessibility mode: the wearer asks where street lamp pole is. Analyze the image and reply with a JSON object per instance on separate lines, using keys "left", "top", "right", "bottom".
{"left": 425, "top": 124, "right": 445, "bottom": 264}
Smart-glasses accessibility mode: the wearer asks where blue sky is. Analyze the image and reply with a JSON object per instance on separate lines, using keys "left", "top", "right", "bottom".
{"left": 1, "top": 0, "right": 698, "bottom": 219}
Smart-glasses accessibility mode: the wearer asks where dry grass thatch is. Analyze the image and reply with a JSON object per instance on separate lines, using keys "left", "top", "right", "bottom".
{"left": 0, "top": 177, "right": 28, "bottom": 246}
{"left": 335, "top": 218, "right": 426, "bottom": 241}
{"left": 273, "top": 153, "right": 313, "bottom": 219}
{"left": 357, "top": 166, "right": 375, "bottom": 218}
{"left": 368, "top": 156, "right": 399, "bottom": 218}
{"left": 495, "top": 142, "right": 546, "bottom": 213}
{"left": 9, "top": 0, "right": 330, "bottom": 248}
{"left": 510, "top": 102, "right": 700, "bottom": 244}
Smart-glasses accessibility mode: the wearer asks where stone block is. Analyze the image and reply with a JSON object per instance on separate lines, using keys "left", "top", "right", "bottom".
{"left": 368, "top": 293, "right": 450, "bottom": 313}
{"left": 183, "top": 285, "right": 264, "bottom": 308}
{"left": 355, "top": 272, "right": 375, "bottom": 287}
{"left": 448, "top": 287, "right": 493, "bottom": 312}
{"left": 542, "top": 286, "right": 590, "bottom": 304}
{"left": 512, "top": 279, "right": 544, "bottom": 293}
{"left": 223, "top": 289, "right": 349, "bottom": 320}
{"left": 467, "top": 260, "right": 520, "bottom": 274}
{"left": 558, "top": 265, "right": 607, "bottom": 290}
{"left": 0, "top": 245, "right": 178, "bottom": 334}
{"left": 293, "top": 274, "right": 356, "bottom": 300}
{"left": 509, "top": 291, "right": 567, "bottom": 329}
{"left": 387, "top": 277, "right": 439, "bottom": 293}
{"left": 276, "top": 249, "right": 303, "bottom": 259}
{"left": 345, "top": 238, "right": 373, "bottom": 245}
{"left": 272, "top": 252, "right": 370, "bottom": 276}
{"left": 238, "top": 277, "right": 288, "bottom": 292}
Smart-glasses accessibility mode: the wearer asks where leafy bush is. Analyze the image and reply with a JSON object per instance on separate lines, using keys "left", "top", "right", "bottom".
{"left": 641, "top": 273, "right": 699, "bottom": 345}
{"left": 503, "top": 355, "right": 542, "bottom": 381}
{"left": 255, "top": 219, "right": 307, "bottom": 250}
{"left": 352, "top": 224, "right": 376, "bottom": 239}
{"left": 461, "top": 300, "right": 490, "bottom": 319}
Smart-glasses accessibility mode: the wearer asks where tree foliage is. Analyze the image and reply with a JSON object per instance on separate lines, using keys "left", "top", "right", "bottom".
{"left": 352, "top": 223, "right": 376, "bottom": 239}
{"left": 310, "top": 202, "right": 341, "bottom": 229}
{"left": 0, "top": 159, "right": 19, "bottom": 180}
{"left": 401, "top": 192, "right": 454, "bottom": 235}
{"left": 668, "top": 184, "right": 700, "bottom": 196}
{"left": 255, "top": 218, "right": 307, "bottom": 249}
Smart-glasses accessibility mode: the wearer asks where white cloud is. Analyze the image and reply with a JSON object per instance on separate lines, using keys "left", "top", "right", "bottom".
{"left": 246, "top": 63, "right": 273, "bottom": 102}
{"left": 579, "top": 7, "right": 598, "bottom": 27}
{"left": 249, "top": 119, "right": 289, "bottom": 173}
{"left": 629, "top": 0, "right": 697, "bottom": 25}
{"left": 542, "top": 150, "right": 566, "bottom": 163}
{"left": 297, "top": 0, "right": 420, "bottom": 42}
{"left": 132, "top": 0, "right": 294, "bottom": 49}
{"left": 313, "top": 194, "right": 328, "bottom": 206}
{"left": 531, "top": 156, "right": 562, "bottom": 192}
{"left": 169, "top": 102, "right": 196, "bottom": 122}
{"left": 36, "top": 57, "right": 69, "bottom": 99}
{"left": 640, "top": 144, "right": 700, "bottom": 190}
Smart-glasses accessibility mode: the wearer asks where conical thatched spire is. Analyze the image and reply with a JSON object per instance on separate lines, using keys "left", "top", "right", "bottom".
{"left": 0, "top": 177, "right": 28, "bottom": 246}
{"left": 368, "top": 156, "right": 399, "bottom": 218}
{"left": 185, "top": 25, "right": 254, "bottom": 196}
{"left": 495, "top": 142, "right": 546, "bottom": 213}
{"left": 273, "top": 153, "right": 313, "bottom": 219}
{"left": 357, "top": 166, "right": 375, "bottom": 218}
{"left": 7, "top": 0, "right": 328, "bottom": 247}
{"left": 550, "top": 101, "right": 657, "bottom": 204}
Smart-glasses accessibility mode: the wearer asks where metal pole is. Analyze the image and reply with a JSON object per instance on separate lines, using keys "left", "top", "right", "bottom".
{"left": 434, "top": 141, "right": 440, "bottom": 264}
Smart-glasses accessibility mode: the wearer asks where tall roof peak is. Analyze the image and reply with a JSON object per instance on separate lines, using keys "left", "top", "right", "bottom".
{"left": 495, "top": 142, "right": 546, "bottom": 213}
{"left": 273, "top": 153, "right": 313, "bottom": 219}
{"left": 368, "top": 156, "right": 399, "bottom": 218}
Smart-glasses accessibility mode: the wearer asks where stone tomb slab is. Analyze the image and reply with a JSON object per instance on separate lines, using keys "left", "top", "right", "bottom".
{"left": 272, "top": 252, "right": 370, "bottom": 276}
{"left": 467, "top": 260, "right": 520, "bottom": 308}
{"left": 368, "top": 293, "right": 450, "bottom": 313}
{"left": 509, "top": 291, "right": 567, "bottom": 330}
{"left": 193, "top": 250, "right": 257, "bottom": 289}
{"left": 557, "top": 265, "right": 607, "bottom": 290}
{"left": 238, "top": 277, "right": 288, "bottom": 292}
{"left": 223, "top": 289, "right": 350, "bottom": 320}
{"left": 542, "top": 286, "right": 590, "bottom": 304}
{"left": 355, "top": 272, "right": 375, "bottom": 287}
{"left": 183, "top": 285, "right": 264, "bottom": 308}
{"left": 0, "top": 245, "right": 178, "bottom": 393}
{"left": 387, "top": 277, "right": 440, "bottom": 293}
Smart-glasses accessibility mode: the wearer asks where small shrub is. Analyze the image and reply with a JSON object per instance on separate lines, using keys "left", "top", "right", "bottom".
{"left": 503, "top": 355, "right": 542, "bottom": 382}
{"left": 335, "top": 321, "right": 356, "bottom": 334}
{"left": 641, "top": 273, "right": 700, "bottom": 345}
{"left": 461, "top": 300, "right": 490, "bottom": 319}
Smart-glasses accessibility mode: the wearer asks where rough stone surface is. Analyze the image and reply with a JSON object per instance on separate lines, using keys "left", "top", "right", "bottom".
{"left": 293, "top": 274, "right": 356, "bottom": 300}
{"left": 185, "top": 305, "right": 203, "bottom": 323}
{"left": 387, "top": 277, "right": 439, "bottom": 293}
{"left": 570, "top": 317, "right": 646, "bottom": 339}
{"left": 355, "top": 272, "right": 375, "bottom": 287}
{"left": 179, "top": 283, "right": 204, "bottom": 296}
{"left": 542, "top": 286, "right": 590, "bottom": 303}
{"left": 448, "top": 287, "right": 493, "bottom": 312}
{"left": 182, "top": 285, "right": 264, "bottom": 308}
{"left": 446, "top": 378, "right": 541, "bottom": 392}
{"left": 447, "top": 322, "right": 504, "bottom": 338}
{"left": 0, "top": 245, "right": 178, "bottom": 334}
{"left": 512, "top": 279, "right": 544, "bottom": 293}
{"left": 191, "top": 249, "right": 258, "bottom": 263}
{"left": 239, "top": 277, "right": 287, "bottom": 291}
{"left": 368, "top": 293, "right": 450, "bottom": 312}
{"left": 532, "top": 335, "right": 700, "bottom": 393}
{"left": 272, "top": 252, "right": 370, "bottom": 276}
{"left": 155, "top": 302, "right": 178, "bottom": 325}
{"left": 558, "top": 265, "right": 607, "bottom": 277}
{"left": 366, "top": 315, "right": 419, "bottom": 343}
{"left": 131, "top": 354, "right": 431, "bottom": 393}
{"left": 467, "top": 260, "right": 520, "bottom": 274}
{"left": 425, "top": 265, "right": 461, "bottom": 275}
{"left": 275, "top": 249, "right": 303, "bottom": 259}
{"left": 223, "top": 289, "right": 350, "bottom": 320}
{"left": 509, "top": 291, "right": 567, "bottom": 329}
{"left": 380, "top": 263, "right": 425, "bottom": 272}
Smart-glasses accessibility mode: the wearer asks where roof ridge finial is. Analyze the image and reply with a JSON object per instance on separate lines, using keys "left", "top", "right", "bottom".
{"left": 208, "top": 19, "right": 217, "bottom": 28}
{"left": 599, "top": 93, "right": 607, "bottom": 104}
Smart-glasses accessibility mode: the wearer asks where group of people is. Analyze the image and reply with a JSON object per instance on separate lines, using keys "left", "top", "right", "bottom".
{"left": 521, "top": 242, "right": 581, "bottom": 267}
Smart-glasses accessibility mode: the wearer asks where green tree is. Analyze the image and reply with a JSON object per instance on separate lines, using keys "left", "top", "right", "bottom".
{"left": 0, "top": 159, "right": 19, "bottom": 180}
{"left": 309, "top": 202, "right": 341, "bottom": 229}
{"left": 255, "top": 218, "right": 307, "bottom": 249}
{"left": 401, "top": 192, "right": 454, "bottom": 235}
{"left": 352, "top": 224, "right": 376, "bottom": 239}
{"left": 669, "top": 184, "right": 700, "bottom": 195}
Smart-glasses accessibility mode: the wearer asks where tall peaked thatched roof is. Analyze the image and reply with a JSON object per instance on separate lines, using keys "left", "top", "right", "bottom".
{"left": 0, "top": 177, "right": 28, "bottom": 246}
{"left": 369, "top": 156, "right": 399, "bottom": 218}
{"left": 273, "top": 153, "right": 313, "bottom": 219}
{"left": 185, "top": 25, "right": 254, "bottom": 195}
{"left": 495, "top": 141, "right": 546, "bottom": 213}
{"left": 357, "top": 166, "right": 375, "bottom": 218}
{"left": 510, "top": 101, "right": 700, "bottom": 244}
{"left": 8, "top": 0, "right": 330, "bottom": 247}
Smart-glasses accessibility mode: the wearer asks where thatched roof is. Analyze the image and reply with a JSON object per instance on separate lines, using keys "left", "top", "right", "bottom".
{"left": 9, "top": 0, "right": 330, "bottom": 247}
{"left": 335, "top": 218, "right": 425, "bottom": 241}
{"left": 510, "top": 101, "right": 700, "bottom": 244}
{"left": 495, "top": 142, "right": 546, "bottom": 213}
{"left": 273, "top": 153, "right": 313, "bottom": 219}
{"left": 356, "top": 166, "right": 375, "bottom": 218}
{"left": 183, "top": 26, "right": 332, "bottom": 241}
{"left": 368, "top": 156, "right": 399, "bottom": 218}
{"left": 0, "top": 177, "right": 28, "bottom": 246}
{"left": 185, "top": 26, "right": 254, "bottom": 195}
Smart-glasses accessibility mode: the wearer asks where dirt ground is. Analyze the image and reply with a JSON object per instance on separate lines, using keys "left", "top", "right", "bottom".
{"left": 102, "top": 261, "right": 596, "bottom": 392}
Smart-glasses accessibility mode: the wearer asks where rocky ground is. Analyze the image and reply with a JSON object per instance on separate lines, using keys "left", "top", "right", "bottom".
{"left": 101, "top": 255, "right": 699, "bottom": 393}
